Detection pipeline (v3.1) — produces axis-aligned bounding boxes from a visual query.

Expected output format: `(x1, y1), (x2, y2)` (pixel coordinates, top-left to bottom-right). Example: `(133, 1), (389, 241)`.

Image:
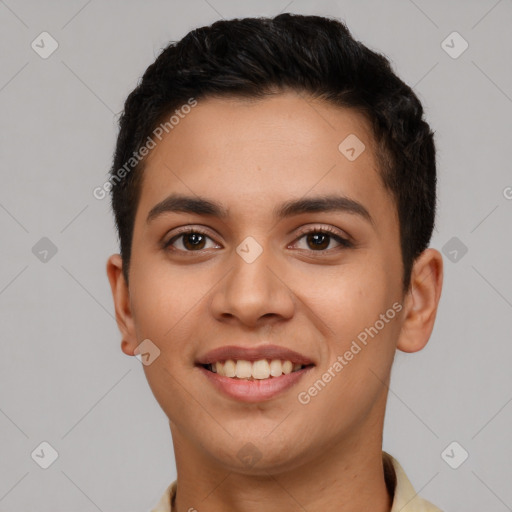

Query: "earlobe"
(106, 254), (138, 356)
(396, 248), (444, 353)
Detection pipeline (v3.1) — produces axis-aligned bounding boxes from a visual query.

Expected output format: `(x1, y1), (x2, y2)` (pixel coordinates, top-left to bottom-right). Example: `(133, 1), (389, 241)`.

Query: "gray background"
(1, 0), (511, 511)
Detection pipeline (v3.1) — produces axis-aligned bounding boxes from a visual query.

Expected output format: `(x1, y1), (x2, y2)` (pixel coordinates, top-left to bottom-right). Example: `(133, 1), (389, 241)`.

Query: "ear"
(106, 254), (138, 356)
(396, 248), (444, 353)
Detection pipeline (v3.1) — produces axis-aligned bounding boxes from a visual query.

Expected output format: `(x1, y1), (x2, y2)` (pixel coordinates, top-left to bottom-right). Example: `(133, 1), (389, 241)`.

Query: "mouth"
(199, 359), (315, 380)
(195, 345), (315, 402)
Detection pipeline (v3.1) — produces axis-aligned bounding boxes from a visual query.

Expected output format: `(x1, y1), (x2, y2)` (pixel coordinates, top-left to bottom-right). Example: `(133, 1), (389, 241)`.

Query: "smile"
(203, 359), (310, 380)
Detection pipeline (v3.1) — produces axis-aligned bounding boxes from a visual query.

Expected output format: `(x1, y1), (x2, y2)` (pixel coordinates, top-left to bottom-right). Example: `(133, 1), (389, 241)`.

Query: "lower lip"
(198, 365), (314, 403)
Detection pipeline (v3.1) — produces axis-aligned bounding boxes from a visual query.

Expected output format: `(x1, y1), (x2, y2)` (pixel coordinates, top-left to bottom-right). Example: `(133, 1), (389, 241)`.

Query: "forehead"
(136, 91), (396, 228)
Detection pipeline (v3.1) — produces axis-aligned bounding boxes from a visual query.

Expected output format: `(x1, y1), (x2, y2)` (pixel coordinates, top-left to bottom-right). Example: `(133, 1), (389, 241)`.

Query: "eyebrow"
(146, 193), (373, 225)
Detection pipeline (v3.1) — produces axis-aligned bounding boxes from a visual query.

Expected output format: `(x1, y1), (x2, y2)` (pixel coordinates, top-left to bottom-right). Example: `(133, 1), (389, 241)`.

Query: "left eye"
(293, 229), (351, 251)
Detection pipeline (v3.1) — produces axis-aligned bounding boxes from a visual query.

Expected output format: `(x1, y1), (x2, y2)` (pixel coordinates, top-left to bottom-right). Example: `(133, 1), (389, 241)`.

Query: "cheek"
(129, 267), (203, 417)
(310, 258), (392, 339)
(305, 255), (400, 394)
(296, 280), (400, 437)
(129, 262), (196, 346)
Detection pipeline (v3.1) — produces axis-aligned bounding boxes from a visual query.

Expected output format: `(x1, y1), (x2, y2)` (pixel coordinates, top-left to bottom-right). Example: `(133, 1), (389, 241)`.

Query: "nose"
(209, 242), (295, 328)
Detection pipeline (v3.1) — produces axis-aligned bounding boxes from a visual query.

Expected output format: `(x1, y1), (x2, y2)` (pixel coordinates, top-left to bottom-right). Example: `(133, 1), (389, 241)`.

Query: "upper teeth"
(210, 359), (303, 379)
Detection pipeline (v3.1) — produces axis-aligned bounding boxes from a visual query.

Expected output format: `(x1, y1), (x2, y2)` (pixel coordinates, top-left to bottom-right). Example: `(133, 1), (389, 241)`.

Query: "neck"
(169, 413), (392, 512)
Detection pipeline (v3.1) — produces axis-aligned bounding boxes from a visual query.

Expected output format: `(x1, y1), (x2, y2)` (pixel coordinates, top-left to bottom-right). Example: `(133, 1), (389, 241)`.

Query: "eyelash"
(163, 225), (353, 254)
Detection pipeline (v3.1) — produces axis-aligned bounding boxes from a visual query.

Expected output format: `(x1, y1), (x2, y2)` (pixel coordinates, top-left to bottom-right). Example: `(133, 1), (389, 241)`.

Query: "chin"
(203, 435), (314, 476)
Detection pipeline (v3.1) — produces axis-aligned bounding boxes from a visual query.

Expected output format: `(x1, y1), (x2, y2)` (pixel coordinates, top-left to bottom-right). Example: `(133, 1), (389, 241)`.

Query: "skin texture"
(107, 91), (443, 512)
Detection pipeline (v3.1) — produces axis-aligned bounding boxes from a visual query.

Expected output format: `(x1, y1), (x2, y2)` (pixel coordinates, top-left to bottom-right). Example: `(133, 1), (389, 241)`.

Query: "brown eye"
(182, 232), (206, 250)
(306, 232), (330, 250)
(164, 230), (219, 252)
(293, 227), (352, 252)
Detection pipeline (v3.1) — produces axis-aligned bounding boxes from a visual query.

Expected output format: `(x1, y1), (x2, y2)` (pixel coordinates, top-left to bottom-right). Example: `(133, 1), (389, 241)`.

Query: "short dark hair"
(109, 13), (436, 292)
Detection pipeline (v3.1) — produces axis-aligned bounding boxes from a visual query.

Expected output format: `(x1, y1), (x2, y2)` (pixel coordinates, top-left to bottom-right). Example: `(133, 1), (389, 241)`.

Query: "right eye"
(163, 229), (221, 252)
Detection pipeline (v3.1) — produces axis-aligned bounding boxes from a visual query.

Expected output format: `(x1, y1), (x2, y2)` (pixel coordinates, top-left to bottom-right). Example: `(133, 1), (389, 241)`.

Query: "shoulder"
(149, 481), (177, 512)
(384, 452), (444, 512)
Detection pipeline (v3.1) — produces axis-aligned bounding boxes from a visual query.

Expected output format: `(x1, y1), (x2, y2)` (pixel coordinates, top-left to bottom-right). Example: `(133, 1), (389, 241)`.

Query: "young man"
(106, 13), (444, 512)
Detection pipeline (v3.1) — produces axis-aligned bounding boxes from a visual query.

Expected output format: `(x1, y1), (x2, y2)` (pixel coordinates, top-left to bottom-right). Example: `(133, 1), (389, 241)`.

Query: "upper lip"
(196, 344), (315, 366)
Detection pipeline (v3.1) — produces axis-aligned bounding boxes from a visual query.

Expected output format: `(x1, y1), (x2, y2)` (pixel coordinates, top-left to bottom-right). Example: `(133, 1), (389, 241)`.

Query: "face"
(110, 91), (422, 474)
